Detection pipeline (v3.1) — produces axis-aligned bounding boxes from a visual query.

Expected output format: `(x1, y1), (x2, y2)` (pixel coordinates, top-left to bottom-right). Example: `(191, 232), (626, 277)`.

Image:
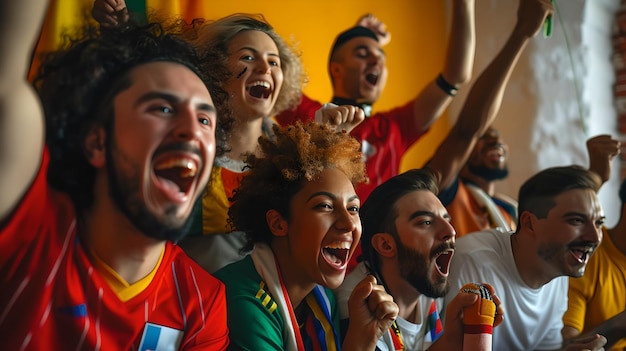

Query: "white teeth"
(155, 158), (197, 178)
(249, 81), (270, 88)
(324, 241), (350, 250)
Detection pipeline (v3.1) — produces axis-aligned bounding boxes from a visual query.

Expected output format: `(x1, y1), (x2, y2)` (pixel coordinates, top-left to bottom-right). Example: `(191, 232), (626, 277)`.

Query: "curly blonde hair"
(188, 13), (305, 116)
(230, 121), (367, 251)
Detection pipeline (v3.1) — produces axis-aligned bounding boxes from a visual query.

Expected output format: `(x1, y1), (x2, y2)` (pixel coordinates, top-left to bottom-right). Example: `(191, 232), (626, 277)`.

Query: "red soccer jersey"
(0, 149), (229, 350)
(276, 96), (425, 201)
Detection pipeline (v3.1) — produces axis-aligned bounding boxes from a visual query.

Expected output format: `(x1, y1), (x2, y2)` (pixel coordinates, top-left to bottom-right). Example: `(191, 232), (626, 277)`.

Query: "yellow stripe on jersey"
(89, 245), (165, 302)
(256, 281), (278, 314)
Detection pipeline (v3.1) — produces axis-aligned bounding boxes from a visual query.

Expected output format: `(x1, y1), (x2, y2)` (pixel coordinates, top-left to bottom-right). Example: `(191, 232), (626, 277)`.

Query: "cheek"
(274, 70), (284, 90)
(354, 222), (362, 242)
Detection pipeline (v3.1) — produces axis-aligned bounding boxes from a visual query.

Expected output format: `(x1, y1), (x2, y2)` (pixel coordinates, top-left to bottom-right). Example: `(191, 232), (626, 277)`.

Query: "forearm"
(442, 0), (476, 86)
(0, 0), (47, 221)
(586, 311), (626, 349)
(0, 0), (48, 82)
(455, 25), (531, 137)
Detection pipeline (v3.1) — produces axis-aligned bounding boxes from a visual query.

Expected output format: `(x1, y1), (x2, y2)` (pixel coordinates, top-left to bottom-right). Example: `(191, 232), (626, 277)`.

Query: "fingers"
(564, 333), (607, 351)
(587, 134), (621, 159)
(349, 275), (398, 322)
(92, 0), (129, 28)
(322, 105), (366, 132)
(587, 135), (621, 183)
(517, 0), (555, 38)
(355, 13), (391, 46)
(367, 283), (398, 322)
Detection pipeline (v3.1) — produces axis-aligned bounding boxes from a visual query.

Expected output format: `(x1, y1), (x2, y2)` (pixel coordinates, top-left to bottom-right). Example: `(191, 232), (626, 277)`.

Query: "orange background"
(34, 0), (451, 171)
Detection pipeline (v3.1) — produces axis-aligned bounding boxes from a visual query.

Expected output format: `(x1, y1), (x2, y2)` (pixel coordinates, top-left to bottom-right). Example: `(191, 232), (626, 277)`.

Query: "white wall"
(449, 0), (621, 226)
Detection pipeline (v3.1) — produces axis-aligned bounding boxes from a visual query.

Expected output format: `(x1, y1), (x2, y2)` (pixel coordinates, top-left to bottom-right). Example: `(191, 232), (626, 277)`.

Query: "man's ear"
(329, 62), (343, 81)
(519, 211), (536, 234)
(266, 209), (288, 237)
(371, 233), (396, 258)
(84, 127), (106, 168)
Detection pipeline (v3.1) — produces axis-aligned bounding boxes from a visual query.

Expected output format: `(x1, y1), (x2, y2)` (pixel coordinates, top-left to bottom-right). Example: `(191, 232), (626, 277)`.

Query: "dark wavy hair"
(33, 20), (233, 210)
(360, 168), (441, 273)
(229, 121), (367, 252)
(517, 165), (601, 227)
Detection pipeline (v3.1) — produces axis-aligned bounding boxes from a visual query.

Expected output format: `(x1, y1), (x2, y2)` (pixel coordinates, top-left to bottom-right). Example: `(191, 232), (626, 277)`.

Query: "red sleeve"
(0, 148), (49, 249)
(190, 280), (229, 350)
(274, 94), (322, 126)
(174, 247), (229, 350)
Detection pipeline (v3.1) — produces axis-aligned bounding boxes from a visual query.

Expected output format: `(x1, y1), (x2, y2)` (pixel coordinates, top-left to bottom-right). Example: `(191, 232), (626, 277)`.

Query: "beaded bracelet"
(436, 73), (458, 96)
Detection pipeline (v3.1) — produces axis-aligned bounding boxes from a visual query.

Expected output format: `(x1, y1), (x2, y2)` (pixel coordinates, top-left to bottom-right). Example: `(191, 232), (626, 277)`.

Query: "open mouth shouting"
(321, 240), (352, 271)
(568, 245), (595, 265)
(247, 80), (273, 99)
(434, 249), (455, 277)
(153, 155), (200, 204)
(365, 71), (379, 86)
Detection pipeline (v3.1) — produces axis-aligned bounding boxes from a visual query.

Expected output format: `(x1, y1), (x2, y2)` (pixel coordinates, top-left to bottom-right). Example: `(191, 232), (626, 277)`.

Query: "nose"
(367, 53), (381, 66)
(438, 218), (456, 242)
(255, 59), (271, 74)
(335, 208), (358, 233)
(173, 106), (203, 141)
(584, 223), (603, 245)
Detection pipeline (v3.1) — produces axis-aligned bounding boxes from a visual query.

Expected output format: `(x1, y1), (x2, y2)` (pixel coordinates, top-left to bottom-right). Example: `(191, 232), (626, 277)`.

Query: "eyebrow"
(563, 212), (606, 221)
(353, 44), (386, 57)
(307, 191), (360, 203)
(238, 46), (280, 59)
(408, 210), (451, 221)
(136, 92), (216, 113)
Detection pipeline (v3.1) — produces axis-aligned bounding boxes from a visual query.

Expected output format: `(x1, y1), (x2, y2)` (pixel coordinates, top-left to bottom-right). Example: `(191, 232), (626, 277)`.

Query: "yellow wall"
(34, 0), (451, 171)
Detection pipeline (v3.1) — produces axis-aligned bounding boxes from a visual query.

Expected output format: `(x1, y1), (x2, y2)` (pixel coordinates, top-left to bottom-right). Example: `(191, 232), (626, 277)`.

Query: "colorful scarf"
(388, 300), (443, 350)
(251, 244), (340, 351)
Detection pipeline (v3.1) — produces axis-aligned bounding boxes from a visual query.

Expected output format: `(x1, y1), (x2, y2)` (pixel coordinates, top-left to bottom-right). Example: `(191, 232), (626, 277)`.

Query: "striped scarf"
(252, 244), (340, 351)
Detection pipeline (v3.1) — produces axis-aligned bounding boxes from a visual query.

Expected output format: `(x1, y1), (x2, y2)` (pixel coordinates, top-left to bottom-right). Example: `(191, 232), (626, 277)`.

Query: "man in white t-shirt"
(446, 165), (607, 351)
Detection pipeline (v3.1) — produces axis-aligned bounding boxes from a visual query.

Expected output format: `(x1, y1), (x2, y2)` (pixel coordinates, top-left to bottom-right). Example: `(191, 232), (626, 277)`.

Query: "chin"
(322, 274), (346, 290)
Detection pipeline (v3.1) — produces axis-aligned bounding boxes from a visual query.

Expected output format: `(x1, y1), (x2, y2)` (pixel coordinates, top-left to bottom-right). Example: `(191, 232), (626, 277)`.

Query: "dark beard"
(468, 164), (509, 182)
(397, 243), (450, 298)
(106, 139), (195, 242)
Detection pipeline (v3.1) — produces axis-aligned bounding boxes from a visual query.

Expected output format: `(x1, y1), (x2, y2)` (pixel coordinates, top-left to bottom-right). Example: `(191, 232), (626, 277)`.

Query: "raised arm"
(428, 0), (554, 190)
(412, 0), (476, 133)
(586, 134), (621, 185)
(0, 0), (48, 221)
(92, 0), (129, 28)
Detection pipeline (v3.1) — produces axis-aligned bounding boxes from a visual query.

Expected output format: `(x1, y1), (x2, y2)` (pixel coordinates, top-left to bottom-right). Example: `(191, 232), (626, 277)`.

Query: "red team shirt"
(276, 95), (425, 201)
(0, 149), (229, 350)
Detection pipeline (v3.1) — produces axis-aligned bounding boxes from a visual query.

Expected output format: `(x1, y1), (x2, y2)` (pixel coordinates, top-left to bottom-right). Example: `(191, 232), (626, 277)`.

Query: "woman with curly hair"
(92, 2), (366, 272)
(179, 13), (309, 272)
(213, 121), (398, 350)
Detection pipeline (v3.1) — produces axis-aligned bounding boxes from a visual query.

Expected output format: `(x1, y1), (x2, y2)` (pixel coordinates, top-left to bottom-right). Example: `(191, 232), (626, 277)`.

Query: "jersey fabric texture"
(0, 148), (229, 350)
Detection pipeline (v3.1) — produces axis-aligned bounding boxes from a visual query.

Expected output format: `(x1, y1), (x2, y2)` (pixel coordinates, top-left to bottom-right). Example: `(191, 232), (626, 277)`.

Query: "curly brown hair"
(34, 20), (233, 209)
(229, 121), (367, 251)
(187, 13), (306, 116)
